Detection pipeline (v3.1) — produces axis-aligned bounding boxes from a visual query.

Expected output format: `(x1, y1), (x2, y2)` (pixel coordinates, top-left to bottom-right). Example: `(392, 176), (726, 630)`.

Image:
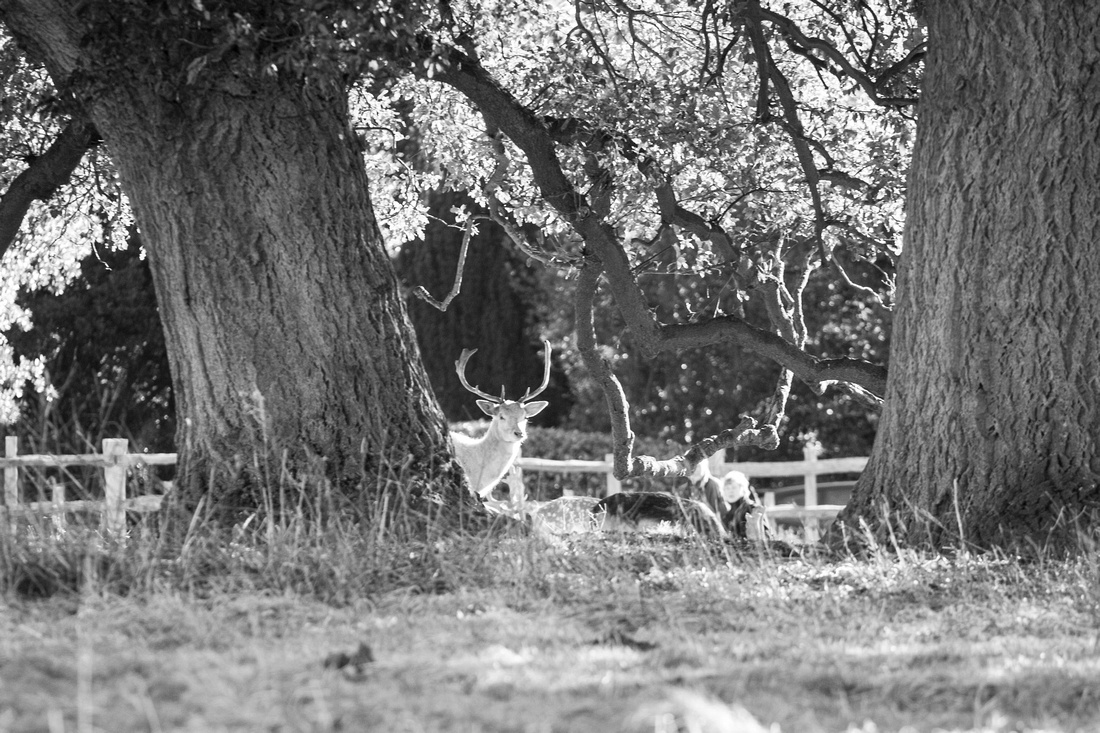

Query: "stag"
(451, 339), (551, 497)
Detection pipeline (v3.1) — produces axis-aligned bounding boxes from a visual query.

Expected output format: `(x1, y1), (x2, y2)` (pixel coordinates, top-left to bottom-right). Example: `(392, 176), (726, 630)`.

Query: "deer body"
(452, 399), (547, 497)
(451, 341), (551, 498)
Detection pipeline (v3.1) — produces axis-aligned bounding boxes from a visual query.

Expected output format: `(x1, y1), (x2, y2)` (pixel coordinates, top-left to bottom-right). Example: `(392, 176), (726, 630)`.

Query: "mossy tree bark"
(838, 0), (1100, 551)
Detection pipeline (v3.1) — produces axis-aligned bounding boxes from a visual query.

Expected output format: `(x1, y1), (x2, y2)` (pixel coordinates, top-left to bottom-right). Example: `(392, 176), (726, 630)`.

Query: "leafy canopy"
(0, 1), (920, 467)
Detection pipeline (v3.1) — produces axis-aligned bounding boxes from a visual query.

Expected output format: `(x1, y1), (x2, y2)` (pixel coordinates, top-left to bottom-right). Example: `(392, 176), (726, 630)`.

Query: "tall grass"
(0, 436), (801, 608)
(4, 439), (1100, 617)
(5, 454), (1100, 732)
(0, 452), (529, 602)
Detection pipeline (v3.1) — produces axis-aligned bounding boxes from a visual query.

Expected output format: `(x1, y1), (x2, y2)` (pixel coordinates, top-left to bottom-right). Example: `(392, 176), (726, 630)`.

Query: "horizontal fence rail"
(514, 444), (866, 539)
(3, 436), (864, 537)
(1, 437), (175, 533)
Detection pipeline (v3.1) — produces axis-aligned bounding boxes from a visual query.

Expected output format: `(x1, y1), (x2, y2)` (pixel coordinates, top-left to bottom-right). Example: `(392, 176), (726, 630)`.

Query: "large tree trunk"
(1, 4), (470, 515)
(838, 0), (1100, 551)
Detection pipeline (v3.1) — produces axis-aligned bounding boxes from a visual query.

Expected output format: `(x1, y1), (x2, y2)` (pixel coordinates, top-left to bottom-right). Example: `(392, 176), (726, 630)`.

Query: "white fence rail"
(2, 436), (865, 536)
(1, 437), (175, 533)
(514, 443), (867, 535)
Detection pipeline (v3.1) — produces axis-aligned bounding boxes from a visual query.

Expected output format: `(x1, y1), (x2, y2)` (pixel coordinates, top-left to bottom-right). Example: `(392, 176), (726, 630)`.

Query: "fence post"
(505, 465), (526, 507)
(604, 453), (621, 496)
(50, 477), (66, 532)
(802, 443), (819, 508)
(4, 436), (18, 507)
(102, 438), (128, 533)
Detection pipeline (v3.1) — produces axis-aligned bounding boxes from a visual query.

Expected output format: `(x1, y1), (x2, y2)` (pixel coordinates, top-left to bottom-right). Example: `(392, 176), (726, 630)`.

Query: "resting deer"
(451, 339), (551, 498)
(594, 492), (727, 537)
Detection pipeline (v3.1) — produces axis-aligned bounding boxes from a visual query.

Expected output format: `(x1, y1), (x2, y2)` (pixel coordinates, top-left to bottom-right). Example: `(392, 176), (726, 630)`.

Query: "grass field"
(2, 499), (1100, 733)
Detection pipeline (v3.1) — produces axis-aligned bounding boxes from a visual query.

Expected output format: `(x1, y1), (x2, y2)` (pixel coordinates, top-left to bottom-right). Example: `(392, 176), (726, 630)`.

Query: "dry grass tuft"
(3, 471), (1100, 732)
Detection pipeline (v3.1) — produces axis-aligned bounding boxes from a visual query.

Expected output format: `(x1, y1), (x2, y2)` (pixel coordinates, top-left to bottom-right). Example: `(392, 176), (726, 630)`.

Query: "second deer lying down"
(451, 340), (551, 498)
(593, 486), (770, 541)
(594, 492), (727, 536)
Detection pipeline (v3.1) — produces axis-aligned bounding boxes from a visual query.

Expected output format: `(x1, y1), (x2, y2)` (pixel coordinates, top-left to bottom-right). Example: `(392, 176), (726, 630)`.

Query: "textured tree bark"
(838, 0), (1100, 551)
(0, 3), (470, 515)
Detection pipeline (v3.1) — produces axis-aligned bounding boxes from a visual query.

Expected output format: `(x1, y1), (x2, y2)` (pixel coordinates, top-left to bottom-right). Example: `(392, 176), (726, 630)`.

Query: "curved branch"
(0, 114), (98, 258)
(409, 218), (473, 311)
(425, 37), (888, 398)
(744, 5), (827, 254)
(755, 5), (918, 108)
(652, 179), (739, 261)
(428, 42), (661, 345)
(657, 316), (887, 397)
(575, 261), (778, 481)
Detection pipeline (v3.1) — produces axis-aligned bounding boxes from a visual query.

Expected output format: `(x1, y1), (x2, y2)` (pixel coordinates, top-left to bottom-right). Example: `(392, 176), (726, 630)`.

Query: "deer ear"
(475, 399), (499, 416)
(523, 400), (549, 417)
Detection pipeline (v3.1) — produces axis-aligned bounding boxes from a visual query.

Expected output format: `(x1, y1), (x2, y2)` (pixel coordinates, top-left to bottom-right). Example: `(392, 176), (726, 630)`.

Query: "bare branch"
(0, 114), (98, 258)
(657, 315), (888, 397)
(759, 368), (795, 430)
(652, 179), (740, 261)
(743, 5), (827, 257)
(755, 5), (918, 108)
(829, 255), (886, 302)
(410, 218), (474, 312)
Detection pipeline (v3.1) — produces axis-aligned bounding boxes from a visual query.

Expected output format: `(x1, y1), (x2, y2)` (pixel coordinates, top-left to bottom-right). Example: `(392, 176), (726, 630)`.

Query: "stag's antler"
(455, 348), (500, 402)
(521, 339), (552, 401)
(455, 339), (552, 403)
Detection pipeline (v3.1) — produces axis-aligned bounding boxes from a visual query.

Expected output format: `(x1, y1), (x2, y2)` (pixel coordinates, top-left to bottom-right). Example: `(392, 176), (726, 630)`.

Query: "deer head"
(455, 339), (551, 443)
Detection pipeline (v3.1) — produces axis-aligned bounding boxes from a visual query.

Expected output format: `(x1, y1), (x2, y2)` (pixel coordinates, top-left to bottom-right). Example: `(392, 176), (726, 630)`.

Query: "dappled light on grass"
(3, 480), (1100, 732)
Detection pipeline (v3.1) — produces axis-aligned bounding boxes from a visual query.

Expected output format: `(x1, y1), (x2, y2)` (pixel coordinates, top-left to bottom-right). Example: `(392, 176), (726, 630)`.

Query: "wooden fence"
(1, 438), (175, 533)
(1, 437), (865, 536)
(513, 443), (867, 535)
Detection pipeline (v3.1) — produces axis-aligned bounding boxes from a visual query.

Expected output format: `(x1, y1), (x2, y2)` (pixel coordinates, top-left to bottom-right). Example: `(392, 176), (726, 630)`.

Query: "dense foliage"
(351, 0), (919, 472)
(1, 1), (918, 474)
(6, 234), (172, 453)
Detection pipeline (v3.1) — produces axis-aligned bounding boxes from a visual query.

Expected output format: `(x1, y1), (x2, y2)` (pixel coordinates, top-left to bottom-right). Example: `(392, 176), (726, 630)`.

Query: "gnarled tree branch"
(575, 260), (780, 481)
(0, 113), (98, 258)
(423, 36), (888, 400)
(755, 4), (920, 108)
